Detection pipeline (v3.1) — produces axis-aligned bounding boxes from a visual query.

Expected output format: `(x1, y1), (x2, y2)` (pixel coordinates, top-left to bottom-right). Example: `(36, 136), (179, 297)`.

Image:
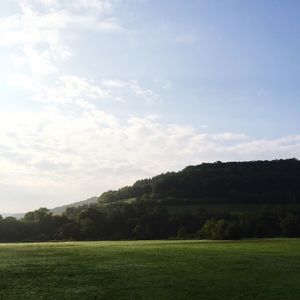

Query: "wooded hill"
(98, 158), (300, 206)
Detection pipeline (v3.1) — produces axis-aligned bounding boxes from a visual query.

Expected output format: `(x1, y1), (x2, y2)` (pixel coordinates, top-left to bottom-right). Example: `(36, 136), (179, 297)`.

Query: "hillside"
(1, 213), (25, 219)
(1, 197), (98, 219)
(50, 197), (98, 215)
(98, 158), (300, 206)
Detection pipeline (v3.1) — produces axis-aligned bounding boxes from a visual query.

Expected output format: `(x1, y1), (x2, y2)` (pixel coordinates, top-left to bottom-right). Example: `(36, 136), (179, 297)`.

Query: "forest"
(0, 159), (300, 242)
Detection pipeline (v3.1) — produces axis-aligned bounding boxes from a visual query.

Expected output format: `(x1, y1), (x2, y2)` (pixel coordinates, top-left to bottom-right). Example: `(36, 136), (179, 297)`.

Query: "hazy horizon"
(0, 0), (299, 213)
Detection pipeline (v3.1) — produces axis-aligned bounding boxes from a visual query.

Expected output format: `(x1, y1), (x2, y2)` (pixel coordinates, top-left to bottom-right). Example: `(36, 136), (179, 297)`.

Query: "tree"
(80, 218), (96, 239)
(200, 219), (241, 240)
(177, 226), (187, 239)
(200, 219), (216, 239)
(280, 214), (300, 237)
(58, 223), (81, 240)
(132, 224), (144, 240)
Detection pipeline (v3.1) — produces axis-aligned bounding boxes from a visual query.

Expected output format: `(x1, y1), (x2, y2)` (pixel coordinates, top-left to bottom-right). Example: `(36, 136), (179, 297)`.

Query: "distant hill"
(1, 196), (98, 219)
(98, 159), (300, 206)
(1, 213), (25, 219)
(2, 159), (300, 220)
(50, 196), (98, 215)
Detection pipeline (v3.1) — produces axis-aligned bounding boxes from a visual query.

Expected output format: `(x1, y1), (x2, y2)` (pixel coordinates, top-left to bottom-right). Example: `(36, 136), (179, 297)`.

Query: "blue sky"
(0, 0), (299, 212)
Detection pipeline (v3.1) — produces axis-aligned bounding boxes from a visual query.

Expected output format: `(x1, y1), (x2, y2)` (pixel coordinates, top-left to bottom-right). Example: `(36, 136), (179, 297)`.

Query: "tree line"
(98, 159), (300, 205)
(1, 158), (300, 242)
(0, 201), (300, 242)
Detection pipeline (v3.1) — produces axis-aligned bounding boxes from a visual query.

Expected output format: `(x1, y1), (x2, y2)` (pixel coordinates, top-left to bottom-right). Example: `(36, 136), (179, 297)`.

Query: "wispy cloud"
(8, 73), (160, 106)
(71, 0), (115, 13)
(0, 97), (299, 210)
(0, 1), (299, 212)
(23, 0), (117, 14)
(0, 1), (122, 77)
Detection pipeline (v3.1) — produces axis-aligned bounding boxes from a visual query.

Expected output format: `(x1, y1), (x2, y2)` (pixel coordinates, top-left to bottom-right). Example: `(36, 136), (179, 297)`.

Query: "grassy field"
(0, 239), (299, 299)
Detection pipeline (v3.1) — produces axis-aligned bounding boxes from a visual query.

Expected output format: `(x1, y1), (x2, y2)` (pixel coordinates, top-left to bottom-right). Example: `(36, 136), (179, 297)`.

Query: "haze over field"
(0, 0), (299, 212)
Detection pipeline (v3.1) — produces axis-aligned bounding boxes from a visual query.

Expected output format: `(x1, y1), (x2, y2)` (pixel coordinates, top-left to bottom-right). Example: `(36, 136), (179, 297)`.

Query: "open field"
(0, 239), (299, 299)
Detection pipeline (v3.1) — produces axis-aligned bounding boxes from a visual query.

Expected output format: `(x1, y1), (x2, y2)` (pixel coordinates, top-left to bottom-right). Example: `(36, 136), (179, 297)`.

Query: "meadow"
(0, 239), (299, 299)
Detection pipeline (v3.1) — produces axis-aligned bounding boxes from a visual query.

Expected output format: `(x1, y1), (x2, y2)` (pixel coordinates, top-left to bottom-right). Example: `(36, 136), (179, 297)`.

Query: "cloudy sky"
(0, 0), (299, 213)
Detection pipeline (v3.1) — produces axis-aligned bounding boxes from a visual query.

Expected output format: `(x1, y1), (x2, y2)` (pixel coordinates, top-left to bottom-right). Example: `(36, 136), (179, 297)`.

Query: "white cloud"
(0, 1), (122, 77)
(227, 136), (300, 159)
(39, 75), (109, 104)
(1, 1), (298, 213)
(102, 80), (126, 88)
(72, 0), (114, 13)
(28, 0), (60, 7)
(8, 73), (160, 106)
(0, 99), (299, 212)
(23, 0), (117, 13)
(128, 80), (160, 103)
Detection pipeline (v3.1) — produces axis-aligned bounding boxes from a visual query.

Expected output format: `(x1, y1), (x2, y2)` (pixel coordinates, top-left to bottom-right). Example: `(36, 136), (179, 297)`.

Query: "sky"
(0, 0), (299, 213)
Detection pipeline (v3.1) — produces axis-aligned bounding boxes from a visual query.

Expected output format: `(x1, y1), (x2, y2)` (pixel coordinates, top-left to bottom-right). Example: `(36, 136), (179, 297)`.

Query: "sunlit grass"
(0, 239), (299, 299)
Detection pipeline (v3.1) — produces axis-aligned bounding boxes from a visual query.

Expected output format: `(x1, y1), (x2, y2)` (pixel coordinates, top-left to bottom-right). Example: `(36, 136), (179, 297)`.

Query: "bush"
(200, 219), (241, 240)
(177, 226), (187, 239)
(280, 214), (300, 237)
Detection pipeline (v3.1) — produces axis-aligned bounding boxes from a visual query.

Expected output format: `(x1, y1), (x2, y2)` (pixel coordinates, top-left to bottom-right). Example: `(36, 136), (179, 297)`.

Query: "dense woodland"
(99, 158), (300, 205)
(1, 159), (300, 242)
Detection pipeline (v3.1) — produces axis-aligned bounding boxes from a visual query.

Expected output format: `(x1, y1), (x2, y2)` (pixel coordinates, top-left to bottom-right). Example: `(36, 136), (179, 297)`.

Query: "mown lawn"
(0, 239), (299, 299)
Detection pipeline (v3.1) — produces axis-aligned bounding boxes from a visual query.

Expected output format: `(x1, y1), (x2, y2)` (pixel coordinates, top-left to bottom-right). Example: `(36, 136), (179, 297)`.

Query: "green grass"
(0, 239), (300, 299)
